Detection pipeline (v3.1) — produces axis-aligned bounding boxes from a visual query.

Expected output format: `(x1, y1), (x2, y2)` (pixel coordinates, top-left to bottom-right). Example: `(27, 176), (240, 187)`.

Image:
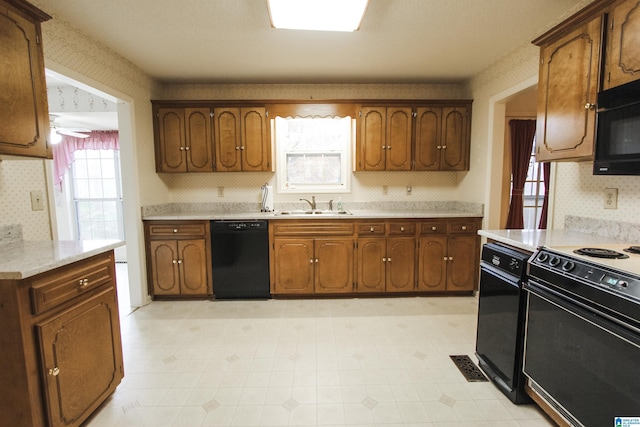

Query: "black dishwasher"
(211, 220), (270, 299)
(475, 242), (532, 404)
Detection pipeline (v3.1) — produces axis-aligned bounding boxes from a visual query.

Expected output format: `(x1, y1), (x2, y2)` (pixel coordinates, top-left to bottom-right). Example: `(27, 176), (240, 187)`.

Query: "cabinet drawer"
(147, 221), (207, 238)
(420, 221), (447, 235)
(448, 220), (478, 234)
(357, 223), (385, 235)
(388, 222), (416, 235)
(273, 222), (354, 236)
(30, 253), (114, 315)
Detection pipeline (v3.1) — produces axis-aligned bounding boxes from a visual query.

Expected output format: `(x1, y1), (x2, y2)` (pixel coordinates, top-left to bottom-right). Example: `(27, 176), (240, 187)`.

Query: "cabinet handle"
(383, 257), (387, 262)
(177, 259), (183, 264)
(461, 225), (467, 230)
(48, 367), (60, 376)
(185, 146), (190, 151)
(387, 257), (392, 262)
(449, 256), (454, 261)
(180, 146), (185, 151)
(173, 228), (179, 233)
(370, 227), (375, 232)
(400, 226), (405, 232)
(442, 145), (447, 149)
(235, 146), (240, 150)
(437, 145), (442, 149)
(315, 258), (319, 263)
(584, 102), (595, 110)
(443, 257), (448, 261)
(78, 278), (89, 287)
(309, 259), (314, 263)
(240, 146), (245, 150)
(173, 259), (178, 264)
(431, 226), (437, 231)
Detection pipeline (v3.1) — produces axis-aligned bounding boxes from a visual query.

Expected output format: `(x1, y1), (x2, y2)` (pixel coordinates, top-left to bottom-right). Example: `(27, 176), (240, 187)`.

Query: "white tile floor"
(88, 270), (554, 427)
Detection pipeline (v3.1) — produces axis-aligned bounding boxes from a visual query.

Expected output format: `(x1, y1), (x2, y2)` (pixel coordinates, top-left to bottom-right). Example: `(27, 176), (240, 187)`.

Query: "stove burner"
(624, 246), (640, 255)
(573, 247), (629, 259)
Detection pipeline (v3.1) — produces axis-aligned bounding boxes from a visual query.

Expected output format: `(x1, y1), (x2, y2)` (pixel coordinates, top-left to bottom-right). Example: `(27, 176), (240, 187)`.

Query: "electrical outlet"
(406, 185), (412, 196)
(30, 190), (44, 211)
(217, 186), (225, 197)
(604, 188), (617, 209)
(382, 185), (388, 195)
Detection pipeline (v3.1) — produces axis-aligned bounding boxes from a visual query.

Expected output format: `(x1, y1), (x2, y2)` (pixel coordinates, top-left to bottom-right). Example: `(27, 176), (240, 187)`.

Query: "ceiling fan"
(49, 114), (91, 138)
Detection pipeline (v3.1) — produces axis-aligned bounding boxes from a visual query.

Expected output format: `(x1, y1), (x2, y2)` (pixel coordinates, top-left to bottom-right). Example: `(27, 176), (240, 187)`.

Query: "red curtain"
(52, 130), (119, 191)
(505, 120), (536, 229)
(538, 161), (551, 229)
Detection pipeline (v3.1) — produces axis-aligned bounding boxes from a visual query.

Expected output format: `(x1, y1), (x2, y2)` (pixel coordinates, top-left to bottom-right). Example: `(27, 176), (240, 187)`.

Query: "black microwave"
(594, 79), (640, 175)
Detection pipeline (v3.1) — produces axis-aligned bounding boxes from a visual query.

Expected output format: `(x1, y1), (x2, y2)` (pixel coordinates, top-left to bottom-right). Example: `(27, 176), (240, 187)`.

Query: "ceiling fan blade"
(56, 129), (90, 138)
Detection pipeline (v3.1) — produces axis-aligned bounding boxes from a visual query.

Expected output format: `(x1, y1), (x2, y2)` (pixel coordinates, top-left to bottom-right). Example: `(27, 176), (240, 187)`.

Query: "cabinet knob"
(180, 146), (185, 151)
(370, 227), (375, 232)
(442, 145), (447, 149)
(48, 367), (60, 376)
(309, 259), (314, 263)
(449, 256), (454, 261)
(177, 259), (183, 264)
(185, 146), (190, 151)
(240, 146), (245, 150)
(443, 257), (448, 261)
(315, 258), (319, 263)
(173, 228), (178, 233)
(461, 225), (467, 230)
(387, 257), (392, 262)
(173, 259), (178, 264)
(400, 226), (405, 232)
(431, 226), (437, 231)
(584, 102), (595, 110)
(437, 145), (442, 149)
(235, 146), (241, 150)
(383, 257), (387, 262)
(78, 278), (89, 287)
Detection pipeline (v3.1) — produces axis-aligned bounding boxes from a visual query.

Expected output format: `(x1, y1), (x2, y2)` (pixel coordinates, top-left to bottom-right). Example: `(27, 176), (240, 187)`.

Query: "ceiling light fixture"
(267, 0), (369, 32)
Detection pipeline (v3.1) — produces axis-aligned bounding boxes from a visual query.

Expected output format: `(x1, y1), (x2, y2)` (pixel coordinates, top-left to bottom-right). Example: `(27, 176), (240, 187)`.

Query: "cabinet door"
(417, 236), (447, 291)
(358, 107), (386, 170)
(0, 3), (50, 158)
(156, 108), (187, 172)
(178, 239), (210, 295)
(315, 238), (353, 293)
(184, 107), (214, 172)
(241, 107), (270, 171)
(386, 237), (415, 292)
(37, 288), (123, 427)
(441, 107), (469, 171)
(149, 240), (181, 295)
(357, 237), (386, 292)
(273, 238), (314, 294)
(446, 236), (478, 291)
(386, 107), (412, 171)
(605, 0), (640, 89)
(214, 107), (242, 171)
(414, 107), (441, 171)
(536, 16), (603, 161)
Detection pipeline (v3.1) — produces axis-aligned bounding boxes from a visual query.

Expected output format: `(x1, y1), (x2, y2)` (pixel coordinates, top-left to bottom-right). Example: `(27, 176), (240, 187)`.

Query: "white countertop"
(142, 209), (483, 221)
(478, 229), (627, 252)
(0, 240), (124, 280)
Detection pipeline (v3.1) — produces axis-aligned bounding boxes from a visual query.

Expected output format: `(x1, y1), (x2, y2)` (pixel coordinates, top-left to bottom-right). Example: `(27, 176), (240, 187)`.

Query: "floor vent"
(449, 355), (488, 382)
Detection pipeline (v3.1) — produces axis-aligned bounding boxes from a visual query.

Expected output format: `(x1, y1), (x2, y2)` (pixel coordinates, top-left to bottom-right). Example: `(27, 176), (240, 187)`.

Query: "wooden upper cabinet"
(415, 106), (470, 171)
(0, 0), (51, 158)
(358, 106), (412, 171)
(214, 106), (270, 172)
(155, 107), (214, 172)
(604, 0), (640, 89)
(535, 15), (604, 161)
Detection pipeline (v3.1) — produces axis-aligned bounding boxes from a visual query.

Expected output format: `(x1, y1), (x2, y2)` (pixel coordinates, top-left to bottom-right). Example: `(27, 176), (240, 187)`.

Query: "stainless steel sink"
(276, 210), (352, 216)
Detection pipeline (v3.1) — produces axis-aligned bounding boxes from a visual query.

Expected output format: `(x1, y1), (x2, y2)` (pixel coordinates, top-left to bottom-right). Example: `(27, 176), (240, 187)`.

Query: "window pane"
(286, 154), (341, 185)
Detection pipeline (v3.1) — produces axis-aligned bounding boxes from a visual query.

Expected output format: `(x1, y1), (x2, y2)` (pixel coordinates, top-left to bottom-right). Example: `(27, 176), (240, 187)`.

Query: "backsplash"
(0, 224), (23, 244)
(565, 215), (640, 243)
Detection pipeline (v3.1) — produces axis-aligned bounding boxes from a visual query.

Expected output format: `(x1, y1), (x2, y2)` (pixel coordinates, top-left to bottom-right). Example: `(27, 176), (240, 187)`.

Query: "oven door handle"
(525, 279), (640, 344)
(480, 262), (523, 288)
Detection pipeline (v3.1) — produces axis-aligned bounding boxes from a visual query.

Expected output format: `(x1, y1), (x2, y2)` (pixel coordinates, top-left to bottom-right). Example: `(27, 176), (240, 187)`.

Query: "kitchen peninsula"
(0, 238), (124, 427)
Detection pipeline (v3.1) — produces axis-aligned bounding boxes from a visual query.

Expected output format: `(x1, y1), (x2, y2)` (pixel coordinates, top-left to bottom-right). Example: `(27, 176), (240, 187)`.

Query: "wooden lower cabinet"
(0, 251), (123, 427)
(357, 236), (415, 292)
(271, 217), (479, 296)
(272, 236), (354, 294)
(144, 220), (212, 298)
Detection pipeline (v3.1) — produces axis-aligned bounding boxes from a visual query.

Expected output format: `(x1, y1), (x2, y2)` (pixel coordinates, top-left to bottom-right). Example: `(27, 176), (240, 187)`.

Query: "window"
(516, 140), (546, 229)
(274, 116), (352, 193)
(71, 149), (124, 240)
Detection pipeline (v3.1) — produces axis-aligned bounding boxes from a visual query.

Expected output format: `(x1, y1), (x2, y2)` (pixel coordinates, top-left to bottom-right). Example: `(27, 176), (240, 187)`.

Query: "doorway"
(45, 70), (131, 314)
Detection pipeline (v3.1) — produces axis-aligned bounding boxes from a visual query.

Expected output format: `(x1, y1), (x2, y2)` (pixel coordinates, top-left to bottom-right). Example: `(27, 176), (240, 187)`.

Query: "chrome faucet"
(300, 195), (316, 210)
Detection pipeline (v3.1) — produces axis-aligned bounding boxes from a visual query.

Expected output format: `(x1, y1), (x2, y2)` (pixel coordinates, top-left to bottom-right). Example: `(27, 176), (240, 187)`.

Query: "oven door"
(523, 280), (640, 427)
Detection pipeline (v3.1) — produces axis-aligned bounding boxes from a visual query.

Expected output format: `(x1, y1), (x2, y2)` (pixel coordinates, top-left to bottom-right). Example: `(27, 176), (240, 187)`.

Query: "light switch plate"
(30, 190), (44, 211)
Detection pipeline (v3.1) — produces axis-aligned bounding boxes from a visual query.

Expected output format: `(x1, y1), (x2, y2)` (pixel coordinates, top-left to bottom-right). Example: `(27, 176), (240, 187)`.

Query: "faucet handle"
(328, 199), (334, 211)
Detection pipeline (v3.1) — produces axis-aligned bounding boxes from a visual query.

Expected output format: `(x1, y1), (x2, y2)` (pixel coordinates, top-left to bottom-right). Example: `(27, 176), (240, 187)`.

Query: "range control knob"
(561, 260), (575, 272)
(549, 256), (561, 267)
(619, 280), (629, 288)
(536, 253), (549, 263)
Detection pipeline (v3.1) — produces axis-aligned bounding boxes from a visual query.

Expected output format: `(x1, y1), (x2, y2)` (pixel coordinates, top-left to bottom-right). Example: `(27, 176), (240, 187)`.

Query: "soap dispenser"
(337, 197), (344, 212)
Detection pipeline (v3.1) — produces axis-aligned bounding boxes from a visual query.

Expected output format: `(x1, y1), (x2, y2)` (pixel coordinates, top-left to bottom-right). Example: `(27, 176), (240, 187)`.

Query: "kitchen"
(2, 0), (640, 425)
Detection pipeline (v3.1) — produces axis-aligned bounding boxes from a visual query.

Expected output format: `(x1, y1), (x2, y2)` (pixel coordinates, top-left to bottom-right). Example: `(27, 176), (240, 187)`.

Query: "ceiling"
(35, 0), (587, 84)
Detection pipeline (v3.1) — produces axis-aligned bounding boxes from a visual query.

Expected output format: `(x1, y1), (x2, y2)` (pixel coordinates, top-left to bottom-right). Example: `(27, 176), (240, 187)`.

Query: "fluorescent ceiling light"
(268, 0), (369, 32)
